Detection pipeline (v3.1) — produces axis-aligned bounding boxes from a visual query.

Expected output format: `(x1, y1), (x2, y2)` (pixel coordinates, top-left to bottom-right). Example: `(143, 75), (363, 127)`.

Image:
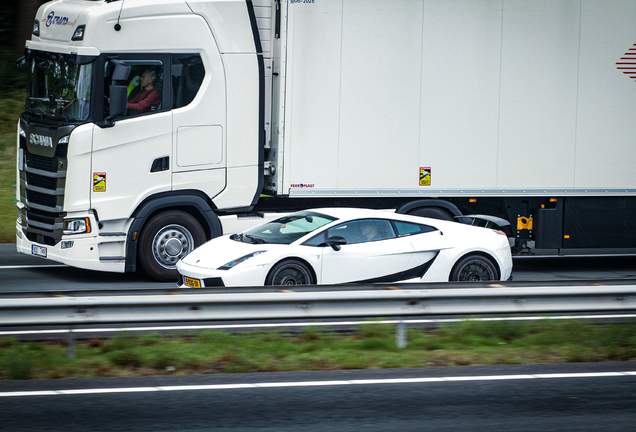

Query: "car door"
(319, 219), (415, 284)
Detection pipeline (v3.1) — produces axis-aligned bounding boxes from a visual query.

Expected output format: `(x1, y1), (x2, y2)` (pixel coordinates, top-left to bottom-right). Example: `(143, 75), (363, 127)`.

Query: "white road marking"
(1, 314), (635, 336)
(1, 371), (634, 398)
(0, 265), (66, 269)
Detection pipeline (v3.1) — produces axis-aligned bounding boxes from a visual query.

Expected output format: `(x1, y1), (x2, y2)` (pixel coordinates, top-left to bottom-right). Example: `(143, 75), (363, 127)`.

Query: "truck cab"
(17, 0), (267, 280)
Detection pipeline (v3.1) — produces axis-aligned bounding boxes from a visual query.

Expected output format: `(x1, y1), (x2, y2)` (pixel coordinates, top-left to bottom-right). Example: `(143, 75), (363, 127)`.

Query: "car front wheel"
(450, 254), (499, 282)
(266, 259), (315, 286)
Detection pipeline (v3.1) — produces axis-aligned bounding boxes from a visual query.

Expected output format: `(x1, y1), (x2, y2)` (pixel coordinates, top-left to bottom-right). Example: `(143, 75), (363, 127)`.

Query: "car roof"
(305, 207), (422, 223)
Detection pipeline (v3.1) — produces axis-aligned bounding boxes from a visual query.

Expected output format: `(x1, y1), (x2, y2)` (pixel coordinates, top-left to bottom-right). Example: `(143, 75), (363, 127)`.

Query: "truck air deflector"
(245, 0), (266, 207)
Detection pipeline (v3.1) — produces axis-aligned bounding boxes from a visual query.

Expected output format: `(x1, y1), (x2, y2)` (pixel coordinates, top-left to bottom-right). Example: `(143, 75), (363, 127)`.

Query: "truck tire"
(138, 210), (206, 282)
(409, 207), (453, 221)
(449, 254), (499, 282)
(265, 259), (315, 286)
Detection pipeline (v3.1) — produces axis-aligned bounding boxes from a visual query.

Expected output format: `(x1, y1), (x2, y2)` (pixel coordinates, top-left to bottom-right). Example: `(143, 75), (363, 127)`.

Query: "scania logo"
(29, 133), (53, 148)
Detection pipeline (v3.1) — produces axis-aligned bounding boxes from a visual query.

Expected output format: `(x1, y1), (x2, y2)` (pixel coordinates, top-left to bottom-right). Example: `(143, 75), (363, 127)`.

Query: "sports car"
(176, 208), (512, 287)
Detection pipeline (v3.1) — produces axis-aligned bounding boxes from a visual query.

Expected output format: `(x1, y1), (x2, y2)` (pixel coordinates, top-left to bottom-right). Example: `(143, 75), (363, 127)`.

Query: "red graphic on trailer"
(616, 44), (636, 81)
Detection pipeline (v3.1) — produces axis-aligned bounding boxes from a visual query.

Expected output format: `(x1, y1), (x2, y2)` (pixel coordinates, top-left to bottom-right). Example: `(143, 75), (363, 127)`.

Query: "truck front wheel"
(138, 210), (206, 281)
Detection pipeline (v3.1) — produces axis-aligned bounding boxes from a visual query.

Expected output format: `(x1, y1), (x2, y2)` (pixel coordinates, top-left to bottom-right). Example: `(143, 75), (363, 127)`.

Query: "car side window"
(302, 232), (326, 247)
(393, 221), (438, 237)
(326, 219), (396, 245)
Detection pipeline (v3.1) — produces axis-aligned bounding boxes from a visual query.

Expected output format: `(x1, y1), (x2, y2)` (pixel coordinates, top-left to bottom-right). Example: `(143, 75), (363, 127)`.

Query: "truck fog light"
(16, 228), (22, 239)
(63, 218), (91, 235)
(61, 241), (74, 249)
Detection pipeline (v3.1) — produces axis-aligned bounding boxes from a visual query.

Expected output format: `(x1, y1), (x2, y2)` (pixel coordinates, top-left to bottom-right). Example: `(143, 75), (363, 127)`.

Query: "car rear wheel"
(450, 254), (498, 282)
(266, 259), (315, 286)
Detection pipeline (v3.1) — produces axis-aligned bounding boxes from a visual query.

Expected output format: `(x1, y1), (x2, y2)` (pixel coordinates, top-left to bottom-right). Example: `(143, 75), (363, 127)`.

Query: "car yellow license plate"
(184, 277), (202, 288)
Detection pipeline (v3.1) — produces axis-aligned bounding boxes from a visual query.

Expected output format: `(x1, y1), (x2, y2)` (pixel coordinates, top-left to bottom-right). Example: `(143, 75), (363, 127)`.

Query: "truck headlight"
(63, 218), (91, 235)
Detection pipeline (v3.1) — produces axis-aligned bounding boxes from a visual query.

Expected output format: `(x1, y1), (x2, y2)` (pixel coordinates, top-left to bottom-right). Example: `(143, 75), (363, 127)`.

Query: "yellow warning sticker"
(419, 167), (431, 186)
(93, 172), (106, 192)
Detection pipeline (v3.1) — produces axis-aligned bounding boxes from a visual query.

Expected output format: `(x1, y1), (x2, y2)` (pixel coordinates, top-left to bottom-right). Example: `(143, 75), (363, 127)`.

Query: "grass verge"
(2, 319), (635, 380)
(0, 88), (24, 243)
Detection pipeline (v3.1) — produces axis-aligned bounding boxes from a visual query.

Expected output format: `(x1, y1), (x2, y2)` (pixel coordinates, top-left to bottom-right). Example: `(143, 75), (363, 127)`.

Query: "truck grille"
(27, 173), (57, 191)
(27, 189), (59, 208)
(26, 153), (56, 172)
(19, 127), (68, 246)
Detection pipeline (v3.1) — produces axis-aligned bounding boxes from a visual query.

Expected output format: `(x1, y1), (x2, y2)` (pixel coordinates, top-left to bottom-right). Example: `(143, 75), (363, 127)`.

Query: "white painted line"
(0, 371), (634, 398)
(445, 375), (535, 381)
(1, 314), (635, 336)
(0, 265), (66, 269)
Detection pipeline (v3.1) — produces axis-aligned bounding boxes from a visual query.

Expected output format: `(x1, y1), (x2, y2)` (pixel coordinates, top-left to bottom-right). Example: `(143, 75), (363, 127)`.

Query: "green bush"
(4, 348), (34, 380)
(107, 349), (142, 368)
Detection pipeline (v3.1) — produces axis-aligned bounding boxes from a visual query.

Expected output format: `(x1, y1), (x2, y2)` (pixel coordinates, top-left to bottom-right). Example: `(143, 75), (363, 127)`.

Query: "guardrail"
(1, 283), (635, 354)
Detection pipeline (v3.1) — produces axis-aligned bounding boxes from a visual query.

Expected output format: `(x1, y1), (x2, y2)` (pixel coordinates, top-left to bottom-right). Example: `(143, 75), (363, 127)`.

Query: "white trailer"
(16, 0), (636, 281)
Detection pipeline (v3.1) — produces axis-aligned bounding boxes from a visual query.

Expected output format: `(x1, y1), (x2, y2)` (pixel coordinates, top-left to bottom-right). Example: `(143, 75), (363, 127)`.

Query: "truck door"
(171, 52), (227, 198)
(91, 56), (172, 222)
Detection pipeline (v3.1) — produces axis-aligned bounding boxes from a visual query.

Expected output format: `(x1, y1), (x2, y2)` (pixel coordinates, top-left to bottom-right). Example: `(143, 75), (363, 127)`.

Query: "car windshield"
(233, 211), (337, 245)
(26, 55), (93, 122)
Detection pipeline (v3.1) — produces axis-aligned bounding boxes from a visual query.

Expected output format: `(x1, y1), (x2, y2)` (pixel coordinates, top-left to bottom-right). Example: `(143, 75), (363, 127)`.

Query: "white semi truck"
(16, 0), (636, 281)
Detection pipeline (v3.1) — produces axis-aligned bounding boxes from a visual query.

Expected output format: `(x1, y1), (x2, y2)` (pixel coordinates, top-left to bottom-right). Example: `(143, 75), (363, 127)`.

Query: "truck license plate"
(184, 277), (202, 288)
(32, 245), (47, 258)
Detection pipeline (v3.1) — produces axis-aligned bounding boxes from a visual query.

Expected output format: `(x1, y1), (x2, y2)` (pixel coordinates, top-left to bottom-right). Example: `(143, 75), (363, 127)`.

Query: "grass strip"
(1, 319), (635, 380)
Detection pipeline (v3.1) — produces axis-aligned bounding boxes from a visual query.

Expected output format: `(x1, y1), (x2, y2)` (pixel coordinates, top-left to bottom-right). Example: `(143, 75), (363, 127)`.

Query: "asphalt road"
(1, 245), (636, 430)
(1, 362), (635, 431)
(1, 243), (635, 293)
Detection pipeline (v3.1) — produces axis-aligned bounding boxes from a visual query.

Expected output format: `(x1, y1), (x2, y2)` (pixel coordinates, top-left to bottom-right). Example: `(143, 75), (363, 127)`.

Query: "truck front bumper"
(16, 222), (126, 273)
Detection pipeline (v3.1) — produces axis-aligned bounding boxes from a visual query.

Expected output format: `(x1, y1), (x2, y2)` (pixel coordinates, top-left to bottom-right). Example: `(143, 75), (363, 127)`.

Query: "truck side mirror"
(111, 60), (131, 82)
(97, 60), (131, 128)
(97, 85), (127, 128)
(325, 236), (347, 251)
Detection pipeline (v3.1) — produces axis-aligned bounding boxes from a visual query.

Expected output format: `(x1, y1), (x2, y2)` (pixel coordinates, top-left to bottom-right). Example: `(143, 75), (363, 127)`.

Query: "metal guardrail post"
(67, 326), (76, 358)
(396, 321), (407, 348)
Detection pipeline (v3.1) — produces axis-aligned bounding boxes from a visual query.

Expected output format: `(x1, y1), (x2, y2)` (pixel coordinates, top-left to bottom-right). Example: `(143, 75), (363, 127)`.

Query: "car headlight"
(218, 251), (266, 270)
(63, 218), (91, 235)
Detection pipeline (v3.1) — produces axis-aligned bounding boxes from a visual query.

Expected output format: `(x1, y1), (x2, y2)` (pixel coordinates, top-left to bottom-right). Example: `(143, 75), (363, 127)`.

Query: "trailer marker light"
(550, 198), (557, 203)
(564, 235), (570, 239)
(469, 199), (477, 203)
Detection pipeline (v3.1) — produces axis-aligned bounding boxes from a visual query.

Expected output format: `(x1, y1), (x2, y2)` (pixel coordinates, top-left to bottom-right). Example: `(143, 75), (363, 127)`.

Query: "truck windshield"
(26, 56), (93, 122)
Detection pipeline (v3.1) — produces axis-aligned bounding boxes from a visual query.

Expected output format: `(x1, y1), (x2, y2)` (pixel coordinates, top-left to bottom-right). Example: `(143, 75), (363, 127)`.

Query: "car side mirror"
(325, 236), (347, 251)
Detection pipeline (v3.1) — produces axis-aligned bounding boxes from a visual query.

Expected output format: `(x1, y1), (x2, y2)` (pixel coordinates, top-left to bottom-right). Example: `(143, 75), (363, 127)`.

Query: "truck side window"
(124, 61), (164, 116)
(172, 54), (205, 109)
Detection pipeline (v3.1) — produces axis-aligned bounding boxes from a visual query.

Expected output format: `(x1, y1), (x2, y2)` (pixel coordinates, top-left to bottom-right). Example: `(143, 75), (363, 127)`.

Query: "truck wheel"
(265, 259), (315, 286)
(409, 207), (453, 221)
(450, 254), (499, 282)
(138, 210), (206, 282)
